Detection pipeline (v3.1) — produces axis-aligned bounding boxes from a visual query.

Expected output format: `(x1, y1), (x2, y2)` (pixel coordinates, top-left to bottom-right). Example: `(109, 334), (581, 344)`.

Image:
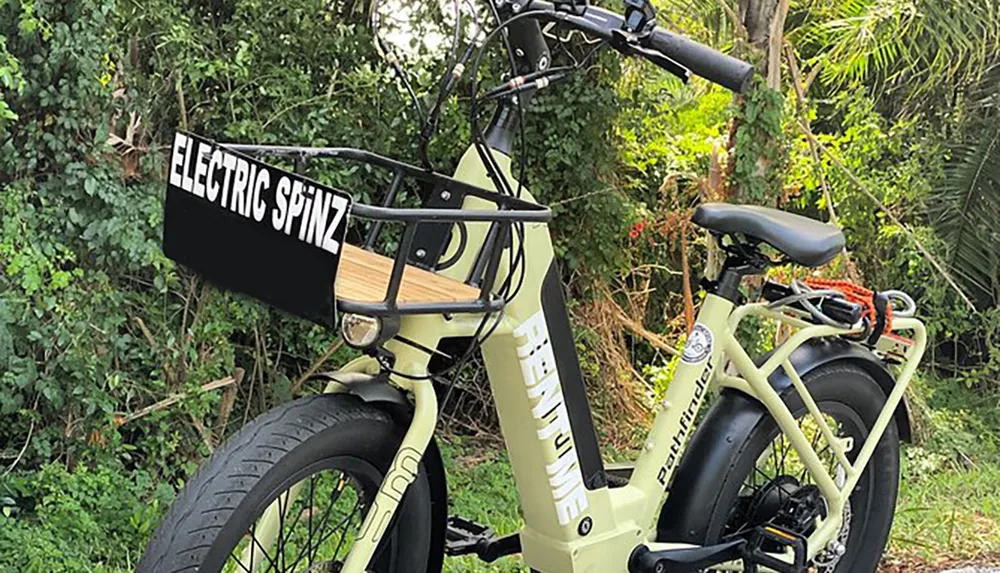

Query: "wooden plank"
(335, 244), (481, 304)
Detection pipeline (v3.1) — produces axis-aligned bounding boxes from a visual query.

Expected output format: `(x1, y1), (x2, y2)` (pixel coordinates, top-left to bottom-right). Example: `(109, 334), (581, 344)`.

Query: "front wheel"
(661, 362), (900, 573)
(137, 394), (435, 573)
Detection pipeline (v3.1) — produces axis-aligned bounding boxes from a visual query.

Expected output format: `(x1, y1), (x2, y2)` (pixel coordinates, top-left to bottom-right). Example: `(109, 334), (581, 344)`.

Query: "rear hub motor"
(740, 475), (850, 572)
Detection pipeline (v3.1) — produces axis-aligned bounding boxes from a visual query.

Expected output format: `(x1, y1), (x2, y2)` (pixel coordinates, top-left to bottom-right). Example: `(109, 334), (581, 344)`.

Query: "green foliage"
(731, 77), (788, 205)
(0, 462), (173, 572)
(929, 64), (1000, 307)
(0, 0), (370, 481)
(525, 58), (630, 276)
(800, 0), (1000, 105)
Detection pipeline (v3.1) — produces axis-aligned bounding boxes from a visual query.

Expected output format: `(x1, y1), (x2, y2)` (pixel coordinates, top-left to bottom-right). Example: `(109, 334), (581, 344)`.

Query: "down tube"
(479, 261), (613, 570)
(630, 293), (733, 524)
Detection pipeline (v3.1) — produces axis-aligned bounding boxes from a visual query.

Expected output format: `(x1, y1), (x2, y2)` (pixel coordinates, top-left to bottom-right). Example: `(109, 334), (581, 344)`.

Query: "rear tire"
(661, 362), (900, 573)
(137, 393), (434, 573)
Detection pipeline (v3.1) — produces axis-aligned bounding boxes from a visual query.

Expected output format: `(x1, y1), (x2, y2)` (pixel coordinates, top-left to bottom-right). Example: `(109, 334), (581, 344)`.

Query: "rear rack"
(223, 144), (551, 320)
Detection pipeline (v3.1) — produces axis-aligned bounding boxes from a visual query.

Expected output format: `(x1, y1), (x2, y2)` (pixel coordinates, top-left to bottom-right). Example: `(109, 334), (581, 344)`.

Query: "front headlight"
(341, 313), (382, 348)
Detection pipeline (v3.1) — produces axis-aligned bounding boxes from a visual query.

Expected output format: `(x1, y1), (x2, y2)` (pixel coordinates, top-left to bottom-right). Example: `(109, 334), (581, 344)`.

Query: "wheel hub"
(742, 474), (853, 572)
(745, 475), (827, 535)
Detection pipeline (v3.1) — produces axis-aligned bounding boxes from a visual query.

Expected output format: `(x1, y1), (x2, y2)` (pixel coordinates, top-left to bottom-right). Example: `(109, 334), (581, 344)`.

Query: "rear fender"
(758, 337), (912, 443)
(312, 370), (448, 573)
(657, 337), (909, 543)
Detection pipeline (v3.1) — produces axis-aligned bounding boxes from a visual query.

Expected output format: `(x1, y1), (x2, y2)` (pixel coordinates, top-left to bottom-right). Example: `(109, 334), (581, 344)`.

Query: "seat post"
(712, 254), (766, 304)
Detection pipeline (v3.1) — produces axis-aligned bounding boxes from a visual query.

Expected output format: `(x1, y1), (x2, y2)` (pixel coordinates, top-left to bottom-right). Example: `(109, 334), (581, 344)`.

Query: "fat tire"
(662, 362), (900, 573)
(137, 393), (433, 573)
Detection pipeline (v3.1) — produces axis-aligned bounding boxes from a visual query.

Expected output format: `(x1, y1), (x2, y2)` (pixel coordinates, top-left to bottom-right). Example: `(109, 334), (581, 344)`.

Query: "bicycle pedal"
(628, 539), (747, 573)
(445, 516), (493, 555)
(739, 525), (808, 573)
(445, 516), (521, 562)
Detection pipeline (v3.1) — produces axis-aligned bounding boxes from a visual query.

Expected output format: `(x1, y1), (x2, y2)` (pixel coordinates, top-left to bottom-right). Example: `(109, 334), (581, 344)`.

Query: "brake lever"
(609, 29), (690, 83)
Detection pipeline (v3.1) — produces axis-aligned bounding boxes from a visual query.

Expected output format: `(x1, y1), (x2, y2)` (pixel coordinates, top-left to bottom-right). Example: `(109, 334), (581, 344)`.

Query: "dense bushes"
(0, 0), (634, 479)
(2, 0), (1000, 569)
(0, 462), (172, 572)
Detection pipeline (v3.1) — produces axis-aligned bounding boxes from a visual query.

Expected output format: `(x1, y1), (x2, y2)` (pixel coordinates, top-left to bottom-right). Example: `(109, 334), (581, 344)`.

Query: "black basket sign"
(162, 132), (352, 327)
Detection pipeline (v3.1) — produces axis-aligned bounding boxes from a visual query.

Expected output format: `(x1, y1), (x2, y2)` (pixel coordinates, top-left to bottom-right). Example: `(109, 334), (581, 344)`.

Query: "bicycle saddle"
(692, 203), (845, 267)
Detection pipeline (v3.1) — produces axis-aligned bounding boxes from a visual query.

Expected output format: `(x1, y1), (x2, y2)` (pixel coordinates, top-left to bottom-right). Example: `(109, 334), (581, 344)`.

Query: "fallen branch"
(117, 374), (240, 426)
(213, 367), (245, 445)
(132, 316), (177, 386)
(189, 414), (214, 452)
(614, 308), (680, 358)
(799, 124), (979, 313)
(2, 418), (34, 478)
(290, 340), (345, 395)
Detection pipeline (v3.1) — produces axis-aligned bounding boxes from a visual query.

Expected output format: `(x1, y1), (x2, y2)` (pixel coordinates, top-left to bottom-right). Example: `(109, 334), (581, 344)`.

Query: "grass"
(440, 438), (525, 573)
(887, 373), (1000, 563)
(3, 373), (1000, 572)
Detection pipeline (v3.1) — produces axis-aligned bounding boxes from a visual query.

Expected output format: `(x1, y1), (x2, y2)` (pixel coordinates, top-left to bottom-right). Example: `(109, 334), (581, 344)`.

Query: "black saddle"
(692, 203), (845, 267)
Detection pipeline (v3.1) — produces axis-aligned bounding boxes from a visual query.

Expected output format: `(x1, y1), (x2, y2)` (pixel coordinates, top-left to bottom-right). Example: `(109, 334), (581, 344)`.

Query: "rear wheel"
(137, 394), (434, 573)
(684, 363), (900, 572)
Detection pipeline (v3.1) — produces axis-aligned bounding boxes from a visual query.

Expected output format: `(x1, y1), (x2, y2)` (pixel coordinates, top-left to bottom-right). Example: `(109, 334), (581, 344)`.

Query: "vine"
(730, 75), (788, 205)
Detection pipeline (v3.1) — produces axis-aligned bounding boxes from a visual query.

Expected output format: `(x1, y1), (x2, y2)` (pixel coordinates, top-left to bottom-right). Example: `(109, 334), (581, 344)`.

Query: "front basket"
(163, 133), (550, 328)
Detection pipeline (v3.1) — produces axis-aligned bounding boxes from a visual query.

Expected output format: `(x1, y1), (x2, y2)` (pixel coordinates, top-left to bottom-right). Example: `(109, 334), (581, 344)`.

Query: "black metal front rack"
(224, 144), (552, 318)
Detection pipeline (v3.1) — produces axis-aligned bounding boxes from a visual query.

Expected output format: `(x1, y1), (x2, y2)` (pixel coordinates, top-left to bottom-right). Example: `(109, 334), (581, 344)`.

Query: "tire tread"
(137, 394), (391, 573)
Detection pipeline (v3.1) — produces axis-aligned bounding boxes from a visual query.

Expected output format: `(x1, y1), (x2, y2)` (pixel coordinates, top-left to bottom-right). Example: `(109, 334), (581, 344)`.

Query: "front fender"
(657, 337), (909, 543)
(313, 369), (448, 573)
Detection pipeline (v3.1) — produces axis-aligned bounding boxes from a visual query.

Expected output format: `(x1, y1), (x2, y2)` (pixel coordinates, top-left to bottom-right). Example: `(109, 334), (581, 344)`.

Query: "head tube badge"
(681, 323), (713, 364)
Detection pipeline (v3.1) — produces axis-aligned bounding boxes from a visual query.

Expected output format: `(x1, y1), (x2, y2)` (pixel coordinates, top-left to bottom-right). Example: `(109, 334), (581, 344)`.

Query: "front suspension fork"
(340, 377), (439, 572)
(239, 355), (438, 573)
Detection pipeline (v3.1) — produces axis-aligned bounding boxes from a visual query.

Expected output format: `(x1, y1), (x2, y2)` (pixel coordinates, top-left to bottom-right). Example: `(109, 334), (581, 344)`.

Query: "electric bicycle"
(138, 1), (925, 571)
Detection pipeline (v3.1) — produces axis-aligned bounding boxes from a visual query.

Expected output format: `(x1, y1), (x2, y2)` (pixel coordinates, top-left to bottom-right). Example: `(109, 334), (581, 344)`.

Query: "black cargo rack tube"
(222, 144), (552, 219)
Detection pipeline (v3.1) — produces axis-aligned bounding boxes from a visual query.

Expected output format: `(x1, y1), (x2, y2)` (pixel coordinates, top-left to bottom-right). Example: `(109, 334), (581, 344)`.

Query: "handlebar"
(513, 1), (755, 93)
(646, 27), (754, 93)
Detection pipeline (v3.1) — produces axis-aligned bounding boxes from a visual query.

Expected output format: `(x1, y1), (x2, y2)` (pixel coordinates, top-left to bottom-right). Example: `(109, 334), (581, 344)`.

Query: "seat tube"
(630, 294), (733, 507)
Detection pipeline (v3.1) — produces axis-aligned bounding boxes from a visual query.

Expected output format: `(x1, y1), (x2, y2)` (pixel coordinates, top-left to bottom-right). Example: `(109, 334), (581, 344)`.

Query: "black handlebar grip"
(647, 29), (755, 93)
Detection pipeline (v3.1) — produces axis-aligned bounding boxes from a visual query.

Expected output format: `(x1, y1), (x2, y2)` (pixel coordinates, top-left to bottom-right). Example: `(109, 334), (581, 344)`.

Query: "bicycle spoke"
(229, 553), (253, 573)
(331, 498), (364, 560)
(282, 473), (354, 572)
(286, 497), (364, 573)
(778, 436), (790, 475)
(799, 423), (824, 482)
(280, 490), (288, 570)
(247, 521), (280, 573)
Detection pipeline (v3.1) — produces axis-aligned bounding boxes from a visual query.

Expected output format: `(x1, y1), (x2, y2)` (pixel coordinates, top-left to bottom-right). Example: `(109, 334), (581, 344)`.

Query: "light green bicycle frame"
(246, 144), (926, 573)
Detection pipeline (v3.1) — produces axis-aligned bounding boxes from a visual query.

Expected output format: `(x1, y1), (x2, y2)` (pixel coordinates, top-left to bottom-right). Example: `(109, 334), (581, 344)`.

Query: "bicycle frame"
(243, 143), (925, 573)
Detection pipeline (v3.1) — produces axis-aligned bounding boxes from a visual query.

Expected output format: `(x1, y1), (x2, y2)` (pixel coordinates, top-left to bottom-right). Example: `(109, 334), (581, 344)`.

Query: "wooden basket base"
(335, 245), (481, 305)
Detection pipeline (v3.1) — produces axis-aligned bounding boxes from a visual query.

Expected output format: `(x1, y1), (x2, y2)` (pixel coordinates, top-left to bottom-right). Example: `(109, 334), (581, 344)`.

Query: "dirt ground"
(880, 554), (1000, 572)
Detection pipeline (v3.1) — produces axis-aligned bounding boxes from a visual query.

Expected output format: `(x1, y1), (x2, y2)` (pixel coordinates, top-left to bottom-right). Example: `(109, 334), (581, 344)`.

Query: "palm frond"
(802, 0), (1000, 103)
(932, 119), (1000, 304)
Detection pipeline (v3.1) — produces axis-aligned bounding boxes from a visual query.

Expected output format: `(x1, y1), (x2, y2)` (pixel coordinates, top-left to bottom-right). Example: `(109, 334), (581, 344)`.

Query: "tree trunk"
(739, 0), (780, 47)
(726, 0), (790, 206)
(738, 0), (790, 88)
